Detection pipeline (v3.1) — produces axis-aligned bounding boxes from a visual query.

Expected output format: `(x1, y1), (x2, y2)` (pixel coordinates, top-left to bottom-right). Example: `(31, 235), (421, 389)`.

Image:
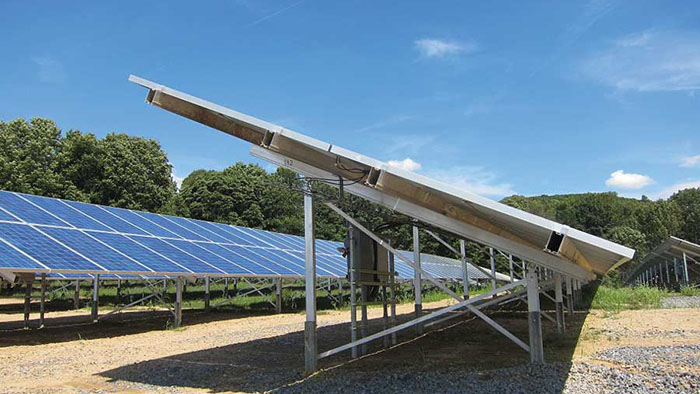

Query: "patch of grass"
(591, 285), (668, 313)
(679, 286), (700, 297)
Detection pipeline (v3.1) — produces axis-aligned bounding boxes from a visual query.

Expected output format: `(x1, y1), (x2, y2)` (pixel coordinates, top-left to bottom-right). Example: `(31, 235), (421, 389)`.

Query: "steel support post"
(91, 275), (99, 322)
(303, 187), (318, 375)
(412, 225), (422, 334)
(666, 261), (671, 285)
(460, 240), (470, 298)
(349, 225), (358, 358)
(509, 254), (515, 283)
(275, 278), (282, 314)
(39, 273), (47, 328)
(566, 277), (574, 318)
(204, 277), (211, 312)
(554, 273), (564, 333)
(389, 249), (397, 345)
(527, 265), (544, 364)
(174, 277), (183, 328)
(73, 280), (80, 309)
(683, 252), (690, 285)
(489, 247), (497, 295)
(23, 280), (33, 329)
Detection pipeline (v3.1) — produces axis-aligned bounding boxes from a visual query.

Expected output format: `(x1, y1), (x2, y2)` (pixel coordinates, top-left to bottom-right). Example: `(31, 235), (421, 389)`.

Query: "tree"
(94, 133), (175, 211)
(669, 188), (700, 244)
(0, 118), (81, 199)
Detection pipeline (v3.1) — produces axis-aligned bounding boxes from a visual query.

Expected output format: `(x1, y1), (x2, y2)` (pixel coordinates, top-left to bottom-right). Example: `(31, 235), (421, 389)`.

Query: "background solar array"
(0, 190), (498, 281)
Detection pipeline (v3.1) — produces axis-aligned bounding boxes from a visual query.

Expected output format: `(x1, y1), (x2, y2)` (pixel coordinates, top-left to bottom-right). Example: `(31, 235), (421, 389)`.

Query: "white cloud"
(171, 169), (185, 190)
(652, 179), (700, 199)
(32, 55), (65, 83)
(605, 170), (654, 189)
(680, 155), (700, 168)
(581, 30), (700, 92)
(387, 158), (422, 172)
(427, 166), (516, 197)
(414, 38), (476, 58)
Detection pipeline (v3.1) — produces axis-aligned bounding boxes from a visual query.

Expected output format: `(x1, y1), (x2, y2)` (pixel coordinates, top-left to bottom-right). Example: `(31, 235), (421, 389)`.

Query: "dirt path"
(1, 297), (698, 393)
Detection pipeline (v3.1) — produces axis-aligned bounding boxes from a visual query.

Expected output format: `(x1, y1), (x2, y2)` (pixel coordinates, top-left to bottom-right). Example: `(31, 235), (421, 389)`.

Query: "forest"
(2, 117), (698, 273)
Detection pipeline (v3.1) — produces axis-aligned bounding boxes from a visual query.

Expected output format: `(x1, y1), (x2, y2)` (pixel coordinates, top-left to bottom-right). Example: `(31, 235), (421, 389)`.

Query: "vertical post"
(116, 279), (121, 300)
(673, 258), (679, 284)
(174, 277), (183, 328)
(666, 261), (671, 285)
(91, 275), (99, 322)
(566, 276), (574, 318)
(73, 280), (80, 309)
(412, 225), (422, 334)
(554, 273), (564, 333)
(204, 277), (211, 312)
(683, 252), (690, 285)
(39, 273), (47, 328)
(23, 279), (33, 330)
(303, 185), (317, 375)
(224, 278), (229, 298)
(337, 278), (344, 307)
(389, 249), (397, 346)
(527, 265), (544, 363)
(382, 285), (389, 349)
(508, 254), (515, 283)
(275, 277), (282, 314)
(460, 240), (470, 299)
(349, 225), (358, 358)
(489, 248), (497, 294)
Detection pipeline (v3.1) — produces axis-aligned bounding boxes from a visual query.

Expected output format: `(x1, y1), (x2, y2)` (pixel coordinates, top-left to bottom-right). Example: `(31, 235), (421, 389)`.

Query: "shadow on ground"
(0, 308), (276, 348)
(98, 284), (598, 393)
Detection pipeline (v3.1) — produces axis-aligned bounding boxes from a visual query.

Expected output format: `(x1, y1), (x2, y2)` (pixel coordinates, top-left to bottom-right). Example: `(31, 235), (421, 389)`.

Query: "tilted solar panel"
(0, 190), (496, 281)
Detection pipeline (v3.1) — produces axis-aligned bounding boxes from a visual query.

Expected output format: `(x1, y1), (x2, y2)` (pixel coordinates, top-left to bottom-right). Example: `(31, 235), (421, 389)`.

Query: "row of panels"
(0, 191), (480, 280)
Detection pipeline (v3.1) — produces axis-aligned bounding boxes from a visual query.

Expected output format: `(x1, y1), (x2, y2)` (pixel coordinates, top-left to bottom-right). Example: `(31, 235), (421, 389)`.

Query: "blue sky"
(1, 1), (700, 200)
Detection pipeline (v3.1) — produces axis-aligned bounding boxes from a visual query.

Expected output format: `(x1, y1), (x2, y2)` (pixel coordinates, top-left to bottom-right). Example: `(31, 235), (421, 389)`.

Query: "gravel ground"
(274, 345), (700, 394)
(1, 300), (699, 393)
(663, 295), (700, 309)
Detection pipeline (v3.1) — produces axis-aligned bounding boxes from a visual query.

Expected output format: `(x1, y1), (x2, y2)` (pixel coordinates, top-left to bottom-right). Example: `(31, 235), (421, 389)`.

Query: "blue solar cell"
(98, 206), (181, 238)
(88, 232), (190, 274)
(0, 238), (45, 269)
(21, 194), (112, 231)
(266, 249), (335, 276)
(227, 245), (301, 275)
(242, 228), (294, 250)
(130, 236), (224, 275)
(0, 208), (20, 222)
(166, 216), (231, 243)
(195, 242), (277, 275)
(135, 211), (207, 241)
(224, 226), (268, 246)
(64, 201), (147, 235)
(166, 239), (253, 275)
(199, 222), (255, 245)
(314, 253), (347, 274)
(41, 227), (151, 273)
(316, 239), (343, 255)
(0, 222), (103, 271)
(271, 232), (305, 250)
(0, 192), (68, 226)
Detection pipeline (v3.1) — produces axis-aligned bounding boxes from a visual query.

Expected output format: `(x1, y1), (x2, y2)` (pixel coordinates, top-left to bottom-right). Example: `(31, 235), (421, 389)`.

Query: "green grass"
(591, 285), (668, 312)
(679, 286), (700, 297)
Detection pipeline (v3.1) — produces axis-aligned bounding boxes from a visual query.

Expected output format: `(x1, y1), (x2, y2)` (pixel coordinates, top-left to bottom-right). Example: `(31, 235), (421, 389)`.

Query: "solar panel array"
(0, 190), (497, 281)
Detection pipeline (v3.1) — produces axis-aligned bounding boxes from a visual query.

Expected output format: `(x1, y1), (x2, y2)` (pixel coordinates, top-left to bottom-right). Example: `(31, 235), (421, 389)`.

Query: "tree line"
(2, 117), (699, 273)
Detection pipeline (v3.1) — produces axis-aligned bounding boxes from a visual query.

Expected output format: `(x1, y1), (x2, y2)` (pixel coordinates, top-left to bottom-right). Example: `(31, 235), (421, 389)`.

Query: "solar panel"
(64, 200), (148, 235)
(0, 192), (68, 226)
(102, 206), (182, 238)
(0, 222), (103, 271)
(20, 194), (111, 231)
(0, 190), (493, 281)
